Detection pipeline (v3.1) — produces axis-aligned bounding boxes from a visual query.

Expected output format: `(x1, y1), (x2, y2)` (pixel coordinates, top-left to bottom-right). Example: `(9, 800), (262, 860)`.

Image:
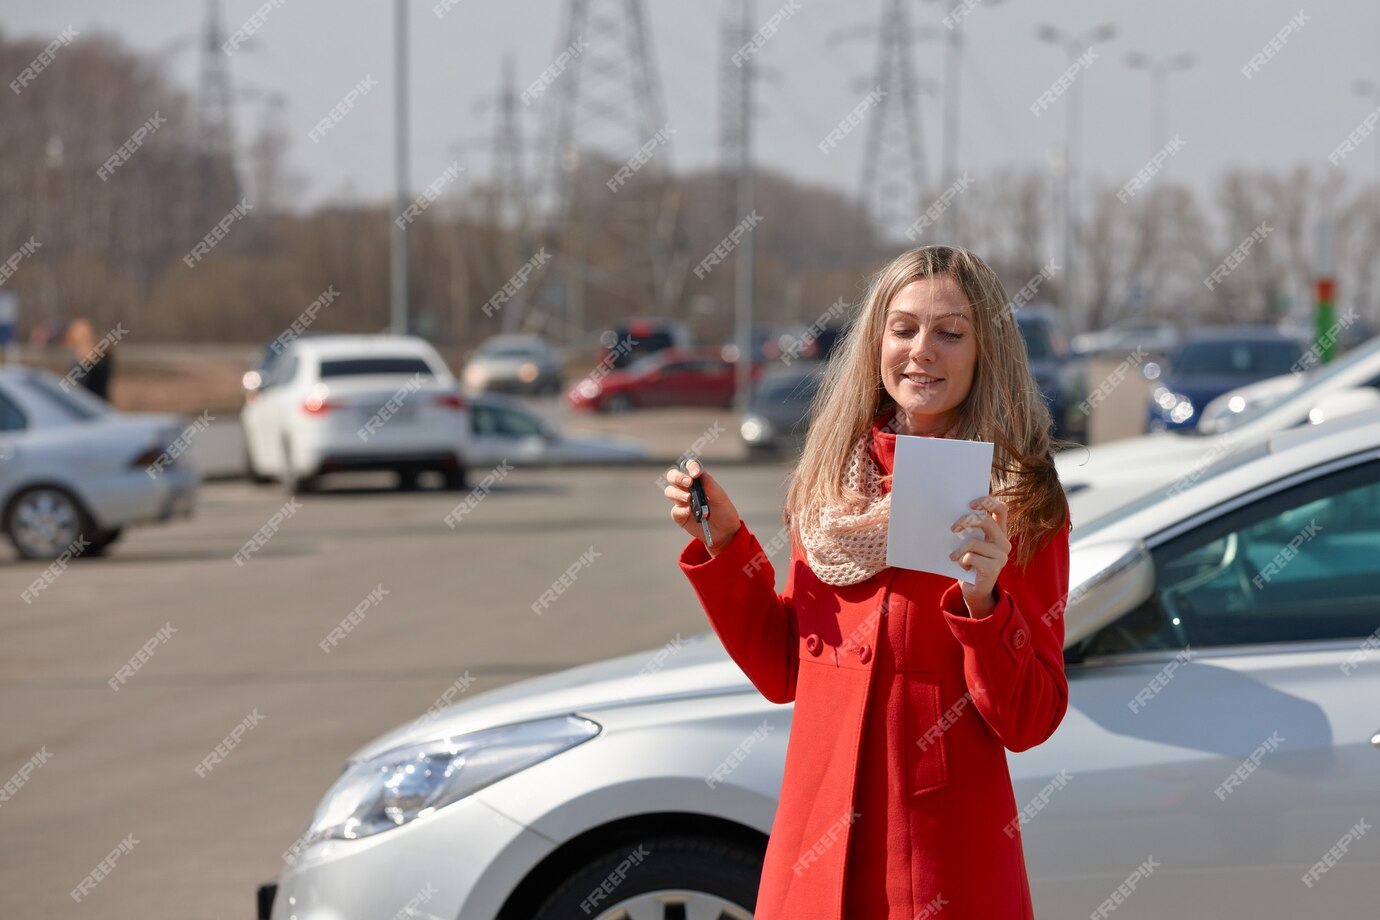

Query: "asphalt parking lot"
(0, 459), (795, 919)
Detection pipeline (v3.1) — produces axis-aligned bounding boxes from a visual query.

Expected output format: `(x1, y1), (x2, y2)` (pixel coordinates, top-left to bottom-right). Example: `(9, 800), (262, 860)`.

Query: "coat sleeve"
(678, 523), (799, 704)
(938, 508), (1070, 752)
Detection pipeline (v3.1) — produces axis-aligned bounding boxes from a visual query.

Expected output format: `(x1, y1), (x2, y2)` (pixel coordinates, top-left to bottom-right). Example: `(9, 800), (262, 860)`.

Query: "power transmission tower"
(858, 0), (931, 246)
(194, 0), (241, 214)
(537, 0), (679, 344)
(491, 54), (540, 333)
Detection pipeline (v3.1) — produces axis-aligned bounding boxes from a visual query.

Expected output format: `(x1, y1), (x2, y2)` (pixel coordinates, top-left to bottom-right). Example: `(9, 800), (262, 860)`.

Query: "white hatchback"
(241, 335), (471, 491)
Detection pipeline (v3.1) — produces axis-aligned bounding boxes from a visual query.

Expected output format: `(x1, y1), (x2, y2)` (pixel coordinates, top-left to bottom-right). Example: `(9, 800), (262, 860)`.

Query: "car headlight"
(301, 715), (599, 847)
(740, 415), (771, 442)
(464, 365), (487, 387)
(575, 379), (600, 400)
(1151, 387), (1194, 422)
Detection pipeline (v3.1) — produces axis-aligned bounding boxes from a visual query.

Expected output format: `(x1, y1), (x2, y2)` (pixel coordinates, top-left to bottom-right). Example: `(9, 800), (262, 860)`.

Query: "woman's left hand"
(949, 496), (1011, 618)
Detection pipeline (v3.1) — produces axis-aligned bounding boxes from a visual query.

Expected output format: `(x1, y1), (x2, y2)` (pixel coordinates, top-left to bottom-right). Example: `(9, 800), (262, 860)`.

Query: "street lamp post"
(1126, 50), (1194, 319)
(1036, 22), (1115, 326)
(390, 0), (410, 337)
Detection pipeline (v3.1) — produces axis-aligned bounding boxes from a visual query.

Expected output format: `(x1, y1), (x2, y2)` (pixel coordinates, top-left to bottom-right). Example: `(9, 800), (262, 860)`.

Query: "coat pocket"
(903, 672), (949, 797)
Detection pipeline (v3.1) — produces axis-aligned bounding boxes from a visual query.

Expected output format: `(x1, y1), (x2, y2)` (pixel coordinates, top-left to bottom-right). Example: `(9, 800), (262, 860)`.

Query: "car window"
(1018, 319), (1054, 361)
(263, 354), (298, 389)
(1081, 459), (1380, 656)
(0, 388), (27, 431)
(24, 373), (109, 420)
(1173, 339), (1302, 376)
(319, 357), (436, 378)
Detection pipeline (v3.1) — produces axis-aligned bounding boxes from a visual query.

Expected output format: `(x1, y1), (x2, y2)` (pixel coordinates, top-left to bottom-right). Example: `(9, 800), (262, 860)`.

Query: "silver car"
(0, 367), (198, 560)
(263, 410), (1380, 919)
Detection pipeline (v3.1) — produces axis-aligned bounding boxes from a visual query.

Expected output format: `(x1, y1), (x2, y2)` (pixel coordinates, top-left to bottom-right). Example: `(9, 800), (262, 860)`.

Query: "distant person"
(63, 317), (114, 400)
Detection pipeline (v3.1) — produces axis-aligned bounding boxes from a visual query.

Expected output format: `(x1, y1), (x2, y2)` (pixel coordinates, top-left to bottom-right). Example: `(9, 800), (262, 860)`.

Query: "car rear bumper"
(82, 466), (199, 531)
(315, 450), (464, 475)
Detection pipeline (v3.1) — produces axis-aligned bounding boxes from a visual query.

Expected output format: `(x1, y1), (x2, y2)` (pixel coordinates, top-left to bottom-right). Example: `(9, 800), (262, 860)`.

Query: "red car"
(566, 346), (762, 412)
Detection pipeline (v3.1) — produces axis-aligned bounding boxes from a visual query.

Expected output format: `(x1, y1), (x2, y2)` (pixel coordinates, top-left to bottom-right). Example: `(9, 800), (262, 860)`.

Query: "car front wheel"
(530, 835), (760, 920)
(6, 486), (99, 561)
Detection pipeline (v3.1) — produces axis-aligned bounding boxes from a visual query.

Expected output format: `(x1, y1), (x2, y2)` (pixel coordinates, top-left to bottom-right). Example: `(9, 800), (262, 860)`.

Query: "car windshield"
(25, 372), (110, 420)
(1018, 319), (1054, 361)
(319, 357), (436, 378)
(1213, 334), (1380, 433)
(482, 343), (539, 358)
(1172, 339), (1300, 376)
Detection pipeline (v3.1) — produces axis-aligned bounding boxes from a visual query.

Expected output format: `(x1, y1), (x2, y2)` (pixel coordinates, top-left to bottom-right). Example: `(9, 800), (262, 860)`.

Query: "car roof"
(1180, 325), (1298, 343)
(289, 334), (441, 358)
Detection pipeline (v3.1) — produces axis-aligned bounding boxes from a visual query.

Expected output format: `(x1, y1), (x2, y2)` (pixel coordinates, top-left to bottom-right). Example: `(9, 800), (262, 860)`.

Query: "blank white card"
(886, 434), (995, 584)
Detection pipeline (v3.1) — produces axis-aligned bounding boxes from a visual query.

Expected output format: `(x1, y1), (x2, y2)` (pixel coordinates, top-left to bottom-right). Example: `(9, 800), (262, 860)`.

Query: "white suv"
(241, 335), (471, 491)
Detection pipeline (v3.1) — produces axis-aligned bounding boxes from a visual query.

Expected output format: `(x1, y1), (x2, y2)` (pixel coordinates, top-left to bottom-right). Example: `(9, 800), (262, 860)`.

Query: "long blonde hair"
(784, 245), (1070, 569)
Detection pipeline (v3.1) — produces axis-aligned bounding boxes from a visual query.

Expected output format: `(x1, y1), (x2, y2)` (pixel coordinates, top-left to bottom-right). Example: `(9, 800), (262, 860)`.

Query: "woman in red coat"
(663, 245), (1072, 918)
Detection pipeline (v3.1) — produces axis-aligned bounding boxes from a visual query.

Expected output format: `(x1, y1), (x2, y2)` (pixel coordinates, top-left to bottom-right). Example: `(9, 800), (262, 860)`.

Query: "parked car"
(1146, 327), (1303, 432)
(468, 393), (647, 467)
(1072, 316), (1179, 358)
(240, 335), (471, 492)
(462, 334), (564, 396)
(777, 320), (849, 364)
(1017, 306), (1088, 442)
(260, 409), (1380, 919)
(0, 367), (197, 559)
(601, 318), (693, 370)
(566, 346), (760, 412)
(1058, 334), (1380, 521)
(739, 364), (823, 457)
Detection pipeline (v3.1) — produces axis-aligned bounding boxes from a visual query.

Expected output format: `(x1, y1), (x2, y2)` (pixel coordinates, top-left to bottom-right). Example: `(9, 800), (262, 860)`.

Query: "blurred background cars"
(566, 345), (760, 412)
(739, 363), (823, 458)
(461, 334), (564, 396)
(600, 318), (693, 370)
(263, 409), (1380, 920)
(468, 392), (647, 466)
(240, 334), (471, 492)
(1071, 316), (1179, 358)
(1017, 305), (1088, 443)
(0, 367), (197, 559)
(1145, 326), (1304, 432)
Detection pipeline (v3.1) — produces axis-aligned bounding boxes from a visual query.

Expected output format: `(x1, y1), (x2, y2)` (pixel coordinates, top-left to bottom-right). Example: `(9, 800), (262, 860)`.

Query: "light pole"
(1126, 50), (1194, 318)
(733, 0), (756, 414)
(390, 0), (410, 336)
(1354, 79), (1380, 325)
(1036, 22), (1115, 325)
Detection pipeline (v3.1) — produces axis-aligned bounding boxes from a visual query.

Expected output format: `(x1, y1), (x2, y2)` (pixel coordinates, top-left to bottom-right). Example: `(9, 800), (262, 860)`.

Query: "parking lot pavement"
(0, 459), (794, 919)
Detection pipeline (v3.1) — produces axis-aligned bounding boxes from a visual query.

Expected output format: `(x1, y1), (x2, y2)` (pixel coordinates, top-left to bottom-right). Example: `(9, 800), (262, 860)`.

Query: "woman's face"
(879, 275), (978, 436)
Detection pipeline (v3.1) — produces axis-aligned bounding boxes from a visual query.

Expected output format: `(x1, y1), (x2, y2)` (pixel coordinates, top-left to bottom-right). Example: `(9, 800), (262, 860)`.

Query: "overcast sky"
(3, 0), (1378, 211)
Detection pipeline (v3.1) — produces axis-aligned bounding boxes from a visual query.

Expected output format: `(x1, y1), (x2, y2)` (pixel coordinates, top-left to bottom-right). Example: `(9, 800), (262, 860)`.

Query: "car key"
(679, 459), (712, 548)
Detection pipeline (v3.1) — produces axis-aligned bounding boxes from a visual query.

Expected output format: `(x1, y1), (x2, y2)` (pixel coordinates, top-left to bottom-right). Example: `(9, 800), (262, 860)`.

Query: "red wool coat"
(679, 414), (1070, 919)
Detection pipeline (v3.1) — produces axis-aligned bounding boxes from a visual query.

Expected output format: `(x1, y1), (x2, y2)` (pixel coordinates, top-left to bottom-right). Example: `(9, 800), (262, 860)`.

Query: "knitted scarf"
(797, 431), (894, 587)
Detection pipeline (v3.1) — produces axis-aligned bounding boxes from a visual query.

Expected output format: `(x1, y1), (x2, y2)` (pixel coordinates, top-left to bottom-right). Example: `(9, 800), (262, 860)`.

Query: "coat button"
(805, 634), (822, 656)
(1012, 628), (1028, 649)
(857, 644), (873, 664)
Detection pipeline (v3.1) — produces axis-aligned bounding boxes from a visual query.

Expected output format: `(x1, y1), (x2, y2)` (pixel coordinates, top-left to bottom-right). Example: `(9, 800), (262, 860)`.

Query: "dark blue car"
(1147, 327), (1304, 431)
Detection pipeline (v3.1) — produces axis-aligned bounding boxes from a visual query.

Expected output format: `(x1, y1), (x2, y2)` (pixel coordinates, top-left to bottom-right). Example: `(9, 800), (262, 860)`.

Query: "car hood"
(349, 633), (750, 762)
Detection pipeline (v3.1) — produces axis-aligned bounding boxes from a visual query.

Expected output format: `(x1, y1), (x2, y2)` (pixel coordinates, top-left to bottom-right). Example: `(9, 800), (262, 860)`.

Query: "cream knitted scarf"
(797, 429), (894, 587)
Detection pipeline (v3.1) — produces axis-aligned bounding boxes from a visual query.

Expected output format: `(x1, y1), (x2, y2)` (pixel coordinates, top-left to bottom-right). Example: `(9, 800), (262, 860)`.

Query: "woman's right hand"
(663, 459), (742, 555)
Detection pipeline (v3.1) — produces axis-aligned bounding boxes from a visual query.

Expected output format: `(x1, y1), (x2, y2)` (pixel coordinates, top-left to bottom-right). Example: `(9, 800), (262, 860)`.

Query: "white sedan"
(241, 335), (472, 492)
(0, 367), (197, 560)
(467, 393), (647, 468)
(261, 409), (1380, 919)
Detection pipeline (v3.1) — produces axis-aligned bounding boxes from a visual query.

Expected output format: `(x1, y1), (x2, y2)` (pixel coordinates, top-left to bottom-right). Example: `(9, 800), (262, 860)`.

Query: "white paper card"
(886, 435), (995, 584)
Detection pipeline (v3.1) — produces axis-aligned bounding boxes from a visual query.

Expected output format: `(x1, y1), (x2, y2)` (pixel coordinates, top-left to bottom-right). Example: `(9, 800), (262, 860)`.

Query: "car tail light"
(434, 394), (466, 410)
(302, 395), (343, 414)
(129, 445), (166, 468)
